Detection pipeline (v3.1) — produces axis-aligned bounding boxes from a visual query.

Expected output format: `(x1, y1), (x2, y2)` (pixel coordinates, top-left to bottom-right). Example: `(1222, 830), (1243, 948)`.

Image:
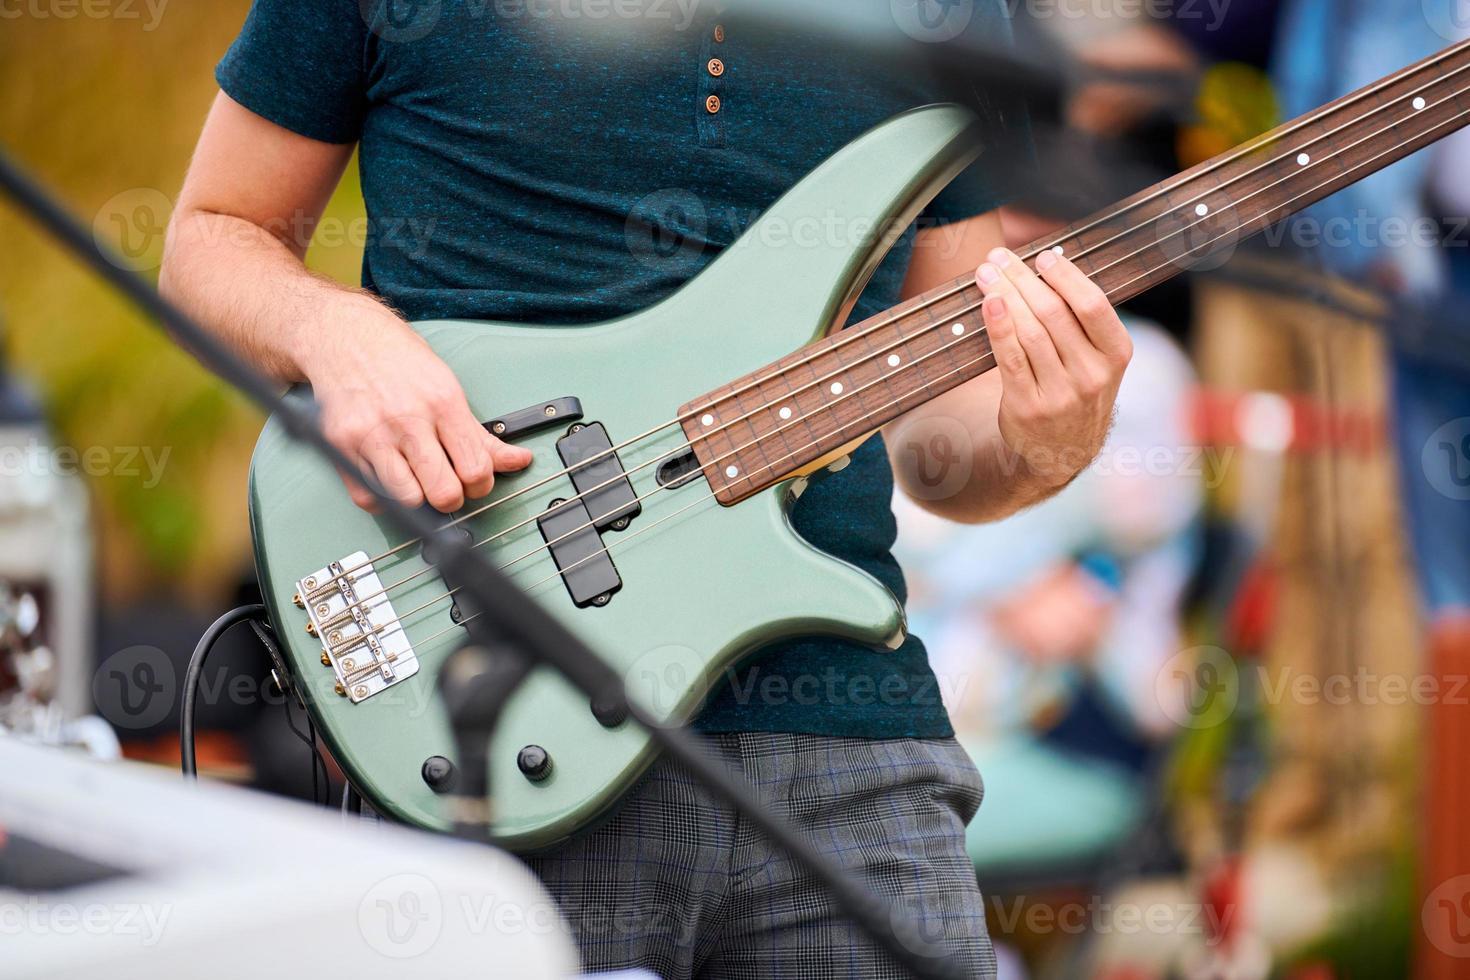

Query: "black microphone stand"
(0, 148), (966, 980)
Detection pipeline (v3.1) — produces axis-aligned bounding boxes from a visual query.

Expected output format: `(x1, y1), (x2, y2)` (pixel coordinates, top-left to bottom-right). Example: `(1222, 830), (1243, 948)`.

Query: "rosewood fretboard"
(682, 37), (1470, 505)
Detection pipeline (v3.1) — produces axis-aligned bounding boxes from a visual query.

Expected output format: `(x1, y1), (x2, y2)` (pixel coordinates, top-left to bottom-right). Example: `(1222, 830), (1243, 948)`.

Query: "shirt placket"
(696, 17), (728, 147)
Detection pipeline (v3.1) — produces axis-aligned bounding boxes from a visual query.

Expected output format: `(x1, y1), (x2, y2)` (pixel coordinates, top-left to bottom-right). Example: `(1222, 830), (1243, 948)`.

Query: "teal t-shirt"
(218, 1), (1027, 738)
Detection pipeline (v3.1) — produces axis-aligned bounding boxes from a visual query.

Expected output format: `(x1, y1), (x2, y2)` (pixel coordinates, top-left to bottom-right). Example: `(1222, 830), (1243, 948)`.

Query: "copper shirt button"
(705, 94), (722, 114)
(707, 58), (725, 77)
(714, 24), (725, 42)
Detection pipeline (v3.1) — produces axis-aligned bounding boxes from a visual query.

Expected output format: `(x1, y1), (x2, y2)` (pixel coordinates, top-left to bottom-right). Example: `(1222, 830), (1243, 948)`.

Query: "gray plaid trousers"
(525, 732), (996, 979)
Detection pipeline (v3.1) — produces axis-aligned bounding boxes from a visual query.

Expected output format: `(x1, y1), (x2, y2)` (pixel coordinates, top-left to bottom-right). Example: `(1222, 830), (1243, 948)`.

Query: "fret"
(682, 38), (1470, 505)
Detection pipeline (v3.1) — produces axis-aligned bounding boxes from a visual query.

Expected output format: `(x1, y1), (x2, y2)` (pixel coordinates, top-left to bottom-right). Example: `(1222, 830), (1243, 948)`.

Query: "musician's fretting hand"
(975, 247), (1133, 489)
(306, 307), (533, 513)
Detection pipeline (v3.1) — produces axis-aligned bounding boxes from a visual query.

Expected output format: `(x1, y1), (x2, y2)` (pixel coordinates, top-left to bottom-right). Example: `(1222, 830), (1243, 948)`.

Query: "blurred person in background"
(1268, 3), (1470, 976)
(894, 319), (1202, 863)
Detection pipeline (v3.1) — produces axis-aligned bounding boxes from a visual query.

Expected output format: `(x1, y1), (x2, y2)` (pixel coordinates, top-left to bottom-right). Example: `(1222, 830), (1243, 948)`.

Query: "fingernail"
(1036, 249), (1058, 271)
(988, 248), (1012, 268)
(984, 296), (1007, 319)
(978, 263), (1000, 285)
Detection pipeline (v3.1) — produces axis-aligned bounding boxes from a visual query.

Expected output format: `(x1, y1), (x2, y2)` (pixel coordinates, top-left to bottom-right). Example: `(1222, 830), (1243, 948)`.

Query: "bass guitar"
(249, 38), (1470, 851)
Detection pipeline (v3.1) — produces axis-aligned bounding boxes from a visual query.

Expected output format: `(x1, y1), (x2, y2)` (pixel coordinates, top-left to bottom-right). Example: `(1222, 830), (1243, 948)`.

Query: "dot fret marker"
(778, 406), (792, 420)
(887, 354), (901, 367)
(1413, 96), (1427, 110)
(1297, 152), (1310, 166)
(951, 323), (965, 336)
(830, 382), (843, 395)
(1195, 203), (1209, 217)
(701, 414), (714, 427)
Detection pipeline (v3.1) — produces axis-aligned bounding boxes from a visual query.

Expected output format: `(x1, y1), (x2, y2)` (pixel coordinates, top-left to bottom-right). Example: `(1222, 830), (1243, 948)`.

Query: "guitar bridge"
(296, 552), (419, 703)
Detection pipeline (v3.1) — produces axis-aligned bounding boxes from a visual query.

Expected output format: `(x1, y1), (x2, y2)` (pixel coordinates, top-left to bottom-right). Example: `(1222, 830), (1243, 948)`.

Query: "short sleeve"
(922, 0), (1037, 223)
(216, 0), (369, 145)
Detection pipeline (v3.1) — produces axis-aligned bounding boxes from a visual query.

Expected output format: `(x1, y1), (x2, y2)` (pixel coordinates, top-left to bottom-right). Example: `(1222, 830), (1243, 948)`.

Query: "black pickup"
(536, 497), (621, 607)
(557, 422), (641, 532)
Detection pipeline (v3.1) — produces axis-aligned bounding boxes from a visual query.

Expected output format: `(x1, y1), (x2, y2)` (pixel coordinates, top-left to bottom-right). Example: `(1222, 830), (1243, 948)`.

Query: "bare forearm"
(888, 376), (1066, 524)
(159, 209), (398, 385)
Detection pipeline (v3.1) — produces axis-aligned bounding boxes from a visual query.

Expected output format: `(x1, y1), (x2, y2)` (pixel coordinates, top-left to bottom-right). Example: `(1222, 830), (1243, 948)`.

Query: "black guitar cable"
(0, 148), (967, 980)
(183, 603), (332, 805)
(179, 603), (265, 779)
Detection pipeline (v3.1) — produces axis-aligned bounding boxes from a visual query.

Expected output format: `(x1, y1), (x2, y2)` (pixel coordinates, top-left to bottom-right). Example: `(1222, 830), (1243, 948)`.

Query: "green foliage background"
(0, 4), (367, 601)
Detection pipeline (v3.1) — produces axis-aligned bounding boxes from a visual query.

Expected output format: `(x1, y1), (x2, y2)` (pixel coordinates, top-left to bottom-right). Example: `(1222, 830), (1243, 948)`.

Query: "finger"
(396, 418), (466, 513)
(337, 466), (382, 513)
(993, 248), (1092, 367)
(978, 292), (1037, 396)
(1034, 248), (1133, 363)
(361, 441), (425, 510)
(439, 403), (534, 502)
(437, 404), (497, 501)
(977, 252), (1067, 390)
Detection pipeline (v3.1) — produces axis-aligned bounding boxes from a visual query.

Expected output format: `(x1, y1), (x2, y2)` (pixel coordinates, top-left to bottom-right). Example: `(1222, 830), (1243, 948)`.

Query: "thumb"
(486, 435), (534, 471)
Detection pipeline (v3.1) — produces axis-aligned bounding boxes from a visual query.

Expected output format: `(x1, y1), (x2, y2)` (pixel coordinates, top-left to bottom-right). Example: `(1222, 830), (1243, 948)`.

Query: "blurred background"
(3, 1), (1470, 978)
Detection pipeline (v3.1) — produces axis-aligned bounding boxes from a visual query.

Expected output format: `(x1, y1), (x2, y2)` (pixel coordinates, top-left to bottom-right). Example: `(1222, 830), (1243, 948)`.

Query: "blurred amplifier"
(0, 335), (94, 723)
(0, 740), (581, 979)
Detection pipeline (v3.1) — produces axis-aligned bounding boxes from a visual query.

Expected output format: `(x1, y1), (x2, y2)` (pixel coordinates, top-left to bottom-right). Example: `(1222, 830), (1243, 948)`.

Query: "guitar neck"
(683, 37), (1470, 506)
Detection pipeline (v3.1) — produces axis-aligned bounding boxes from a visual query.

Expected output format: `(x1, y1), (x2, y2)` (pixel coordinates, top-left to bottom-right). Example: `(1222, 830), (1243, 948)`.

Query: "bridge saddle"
(296, 551), (419, 703)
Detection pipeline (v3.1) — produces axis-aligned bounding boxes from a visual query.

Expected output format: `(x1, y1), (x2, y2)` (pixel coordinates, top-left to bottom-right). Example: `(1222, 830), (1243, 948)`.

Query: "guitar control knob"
(517, 745), (553, 782)
(421, 755), (458, 794)
(591, 693), (629, 728)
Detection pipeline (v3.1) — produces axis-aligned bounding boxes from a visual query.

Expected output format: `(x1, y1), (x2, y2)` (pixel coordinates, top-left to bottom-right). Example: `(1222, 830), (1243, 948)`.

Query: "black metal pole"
(0, 148), (965, 980)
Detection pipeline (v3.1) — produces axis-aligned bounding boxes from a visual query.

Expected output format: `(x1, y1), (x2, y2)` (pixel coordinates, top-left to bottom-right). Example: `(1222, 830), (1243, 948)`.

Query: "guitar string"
(332, 347), (996, 668)
(329, 87), (1470, 664)
(1029, 57), (1470, 292)
(390, 349), (1001, 669)
(302, 43), (1470, 601)
(312, 79), (1470, 643)
(317, 289), (1009, 633)
(303, 50), (1470, 602)
(313, 76), (1470, 640)
(321, 322), (1004, 651)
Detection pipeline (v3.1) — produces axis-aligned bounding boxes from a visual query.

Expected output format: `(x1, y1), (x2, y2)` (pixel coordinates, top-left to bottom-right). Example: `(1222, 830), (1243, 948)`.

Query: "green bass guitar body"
(249, 105), (978, 852)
